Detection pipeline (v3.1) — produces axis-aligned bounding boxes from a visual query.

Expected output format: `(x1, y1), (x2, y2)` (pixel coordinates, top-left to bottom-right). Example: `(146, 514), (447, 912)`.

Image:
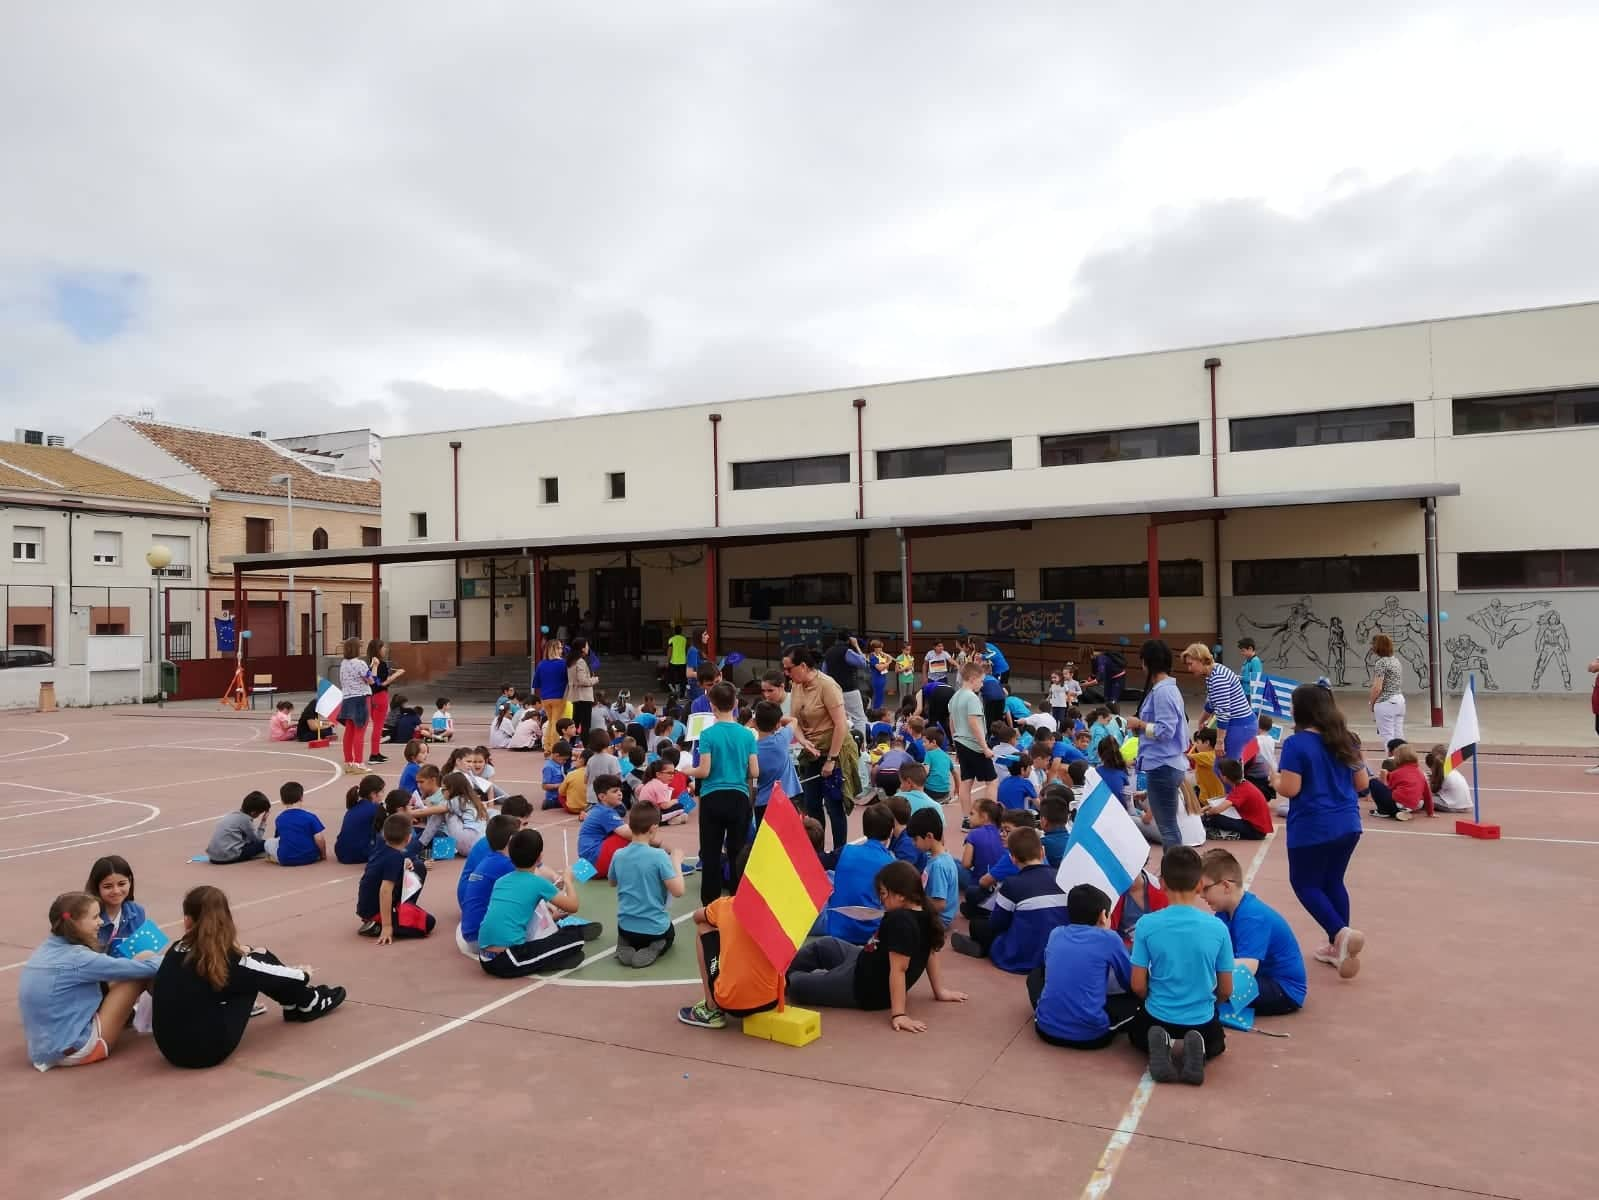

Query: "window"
(1452, 386), (1599, 436)
(152, 534), (190, 577)
(409, 614), (430, 641)
(607, 472), (626, 500)
(92, 530), (121, 565)
(13, 624), (47, 646)
(541, 477), (559, 504)
(1232, 554), (1420, 595)
(1457, 549), (1599, 590)
(244, 517), (273, 555)
(1040, 423), (1200, 467)
(12, 525), (43, 562)
(1229, 404), (1414, 452)
(408, 512), (428, 539)
(361, 526), (382, 547)
(876, 440), (1012, 480)
(311, 527), (329, 551)
(729, 574), (852, 607)
(166, 622), (192, 660)
(341, 604), (362, 640)
(1040, 560), (1204, 600)
(94, 622), (127, 635)
(732, 454), (851, 490)
(875, 569), (1016, 605)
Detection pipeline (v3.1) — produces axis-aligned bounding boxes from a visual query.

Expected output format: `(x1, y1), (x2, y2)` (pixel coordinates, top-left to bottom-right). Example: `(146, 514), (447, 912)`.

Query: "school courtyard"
(1, 696), (1592, 1200)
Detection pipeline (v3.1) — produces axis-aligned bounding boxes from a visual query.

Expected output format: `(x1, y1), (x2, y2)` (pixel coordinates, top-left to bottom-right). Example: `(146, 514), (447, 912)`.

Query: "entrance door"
(590, 567), (642, 657)
(541, 569), (578, 638)
(246, 600), (285, 657)
(300, 612), (313, 658)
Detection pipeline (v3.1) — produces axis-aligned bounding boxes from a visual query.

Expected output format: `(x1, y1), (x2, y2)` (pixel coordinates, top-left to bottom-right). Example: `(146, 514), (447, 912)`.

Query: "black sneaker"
(573, 921), (604, 943)
(950, 932), (986, 959)
(368, 754), (387, 764)
(358, 920), (381, 938)
(1180, 1030), (1206, 1085)
(1147, 1027), (1178, 1083)
(284, 986), (346, 1023)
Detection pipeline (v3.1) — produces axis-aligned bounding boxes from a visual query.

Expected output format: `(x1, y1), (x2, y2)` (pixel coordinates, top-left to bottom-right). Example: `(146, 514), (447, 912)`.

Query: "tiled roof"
(0, 444), (201, 505)
(126, 421), (381, 507)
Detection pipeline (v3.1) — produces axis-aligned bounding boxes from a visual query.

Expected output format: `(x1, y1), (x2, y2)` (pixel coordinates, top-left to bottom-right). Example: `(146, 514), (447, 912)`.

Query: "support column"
(1146, 522), (1161, 640)
(453, 558), (463, 668)
(233, 565), (246, 661)
(371, 561), (381, 643)
(855, 534), (867, 636)
(1424, 496), (1444, 727)
(530, 554), (542, 676)
(487, 557), (497, 656)
(897, 528), (914, 646)
(705, 544), (720, 659)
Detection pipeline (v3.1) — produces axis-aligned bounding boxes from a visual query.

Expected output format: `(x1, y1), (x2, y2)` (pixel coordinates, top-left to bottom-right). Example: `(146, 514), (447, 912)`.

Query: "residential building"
(274, 428), (383, 481)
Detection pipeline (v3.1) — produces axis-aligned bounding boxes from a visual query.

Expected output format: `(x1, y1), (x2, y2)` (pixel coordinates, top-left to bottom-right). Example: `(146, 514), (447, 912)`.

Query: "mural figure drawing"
(1356, 596), (1427, 679)
(1236, 597), (1328, 671)
(1531, 609), (1571, 691)
(1445, 634), (1498, 690)
(1326, 616), (1352, 686)
(1467, 598), (1550, 649)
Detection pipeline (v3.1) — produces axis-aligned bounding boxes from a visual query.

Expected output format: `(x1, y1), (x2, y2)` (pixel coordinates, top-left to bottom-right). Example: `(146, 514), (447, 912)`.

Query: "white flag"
(1443, 684), (1480, 777)
(1056, 779), (1150, 905)
(315, 684), (343, 720)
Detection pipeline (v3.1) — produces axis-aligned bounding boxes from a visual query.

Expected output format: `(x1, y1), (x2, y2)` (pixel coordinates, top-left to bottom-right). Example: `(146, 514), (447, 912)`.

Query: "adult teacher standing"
(566, 637), (597, 738)
(534, 640), (568, 752)
(1123, 640), (1188, 850)
(1272, 684), (1367, 980)
(786, 645), (859, 853)
(1181, 644), (1254, 764)
(1367, 633), (1405, 744)
(365, 639), (404, 765)
(336, 638), (373, 775)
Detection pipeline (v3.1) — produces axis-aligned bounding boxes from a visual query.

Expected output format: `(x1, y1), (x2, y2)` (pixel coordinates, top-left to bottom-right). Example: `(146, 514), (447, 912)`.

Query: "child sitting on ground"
(357, 815), (436, 943)
(206, 791), (271, 864)
(1039, 791), (1072, 868)
(269, 699), (296, 741)
(872, 734), (914, 797)
(609, 802), (686, 968)
(958, 798), (1005, 892)
(430, 697), (455, 742)
(87, 855), (149, 955)
(334, 774), (387, 864)
(542, 739), (572, 810)
(1199, 848), (1306, 1017)
(398, 739), (427, 794)
(897, 761), (938, 816)
(477, 829), (596, 976)
(677, 888), (783, 1030)
(409, 764), (448, 852)
(456, 814), (522, 957)
(440, 770), (490, 854)
(952, 827), (1070, 973)
(636, 753), (689, 824)
(825, 803), (898, 943)
(922, 727), (954, 804)
(1097, 736), (1131, 807)
(990, 721), (1021, 765)
(1029, 884), (1136, 1049)
(387, 700), (423, 746)
(1200, 758), (1274, 840)
(459, 795), (532, 888)
(997, 756), (1038, 810)
(267, 781), (325, 866)
(1428, 745), (1474, 813)
(578, 773), (632, 875)
(910, 808), (959, 929)
(1128, 846), (1234, 1085)
(1110, 857), (1167, 947)
(561, 745), (590, 814)
(1372, 744), (1426, 820)
(884, 794), (924, 870)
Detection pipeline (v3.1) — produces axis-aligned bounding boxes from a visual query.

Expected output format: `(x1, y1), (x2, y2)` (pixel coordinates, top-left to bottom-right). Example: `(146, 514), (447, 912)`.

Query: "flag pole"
(1469, 673), (1480, 825)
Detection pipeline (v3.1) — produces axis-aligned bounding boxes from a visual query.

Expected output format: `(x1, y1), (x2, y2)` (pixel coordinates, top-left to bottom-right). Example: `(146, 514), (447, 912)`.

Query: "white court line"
(546, 975), (700, 988)
(0, 801), (113, 822)
(57, 910), (696, 1200)
(1078, 833), (1276, 1200)
(0, 730), (71, 761)
(1360, 824), (1599, 847)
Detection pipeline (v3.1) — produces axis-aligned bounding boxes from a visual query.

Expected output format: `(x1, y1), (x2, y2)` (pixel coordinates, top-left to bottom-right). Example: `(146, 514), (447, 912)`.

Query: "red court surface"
(1, 706), (1593, 1200)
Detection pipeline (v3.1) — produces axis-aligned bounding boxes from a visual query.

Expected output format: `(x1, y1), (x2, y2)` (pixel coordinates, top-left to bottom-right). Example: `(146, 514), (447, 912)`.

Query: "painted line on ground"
(57, 910), (696, 1200)
(0, 801), (115, 822)
(545, 975), (701, 988)
(1079, 832), (1276, 1200)
(1360, 825), (1599, 846)
(0, 730), (71, 760)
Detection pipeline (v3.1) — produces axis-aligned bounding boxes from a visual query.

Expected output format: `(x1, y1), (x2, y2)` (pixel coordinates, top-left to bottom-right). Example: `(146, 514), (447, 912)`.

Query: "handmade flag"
(315, 682), (343, 721)
(1251, 673), (1298, 720)
(1444, 684), (1480, 776)
(733, 785), (831, 980)
(1056, 778), (1149, 905)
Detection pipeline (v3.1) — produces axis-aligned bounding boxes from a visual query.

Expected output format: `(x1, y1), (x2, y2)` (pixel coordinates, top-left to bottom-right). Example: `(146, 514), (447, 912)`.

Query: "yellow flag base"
(742, 1006), (821, 1048)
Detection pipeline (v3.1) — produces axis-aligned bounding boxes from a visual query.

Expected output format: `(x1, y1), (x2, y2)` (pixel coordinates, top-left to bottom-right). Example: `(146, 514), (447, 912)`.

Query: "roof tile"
(0, 444), (200, 504)
(126, 421), (381, 507)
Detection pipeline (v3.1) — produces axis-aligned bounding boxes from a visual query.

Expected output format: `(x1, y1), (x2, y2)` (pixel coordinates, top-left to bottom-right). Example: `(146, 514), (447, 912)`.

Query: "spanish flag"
(732, 785), (830, 985)
(1444, 684), (1480, 776)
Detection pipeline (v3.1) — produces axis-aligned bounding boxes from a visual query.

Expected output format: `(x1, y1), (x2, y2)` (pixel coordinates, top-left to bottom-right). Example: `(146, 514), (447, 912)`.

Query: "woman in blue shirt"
(1123, 640), (1188, 850)
(1274, 684), (1368, 980)
(533, 641), (568, 753)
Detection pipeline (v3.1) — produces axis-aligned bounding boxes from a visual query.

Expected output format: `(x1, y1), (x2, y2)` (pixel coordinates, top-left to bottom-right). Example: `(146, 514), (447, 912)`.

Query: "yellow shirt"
(1189, 750), (1224, 801)
(561, 765), (589, 814)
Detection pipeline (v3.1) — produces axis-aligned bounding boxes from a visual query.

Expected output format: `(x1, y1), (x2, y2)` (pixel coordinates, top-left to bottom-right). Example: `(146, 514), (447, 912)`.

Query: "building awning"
(225, 481), (1460, 572)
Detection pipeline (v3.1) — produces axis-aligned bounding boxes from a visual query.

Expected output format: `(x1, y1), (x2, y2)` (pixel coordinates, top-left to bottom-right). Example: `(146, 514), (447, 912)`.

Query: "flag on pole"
(1444, 683), (1480, 776)
(732, 785), (831, 982)
(1250, 673), (1299, 720)
(1055, 779), (1149, 905)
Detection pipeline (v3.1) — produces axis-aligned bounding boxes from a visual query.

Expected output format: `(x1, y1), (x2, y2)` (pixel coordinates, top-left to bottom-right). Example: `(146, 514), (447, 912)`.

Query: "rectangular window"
(1232, 554), (1420, 595)
(1040, 560), (1204, 600)
(606, 472), (626, 500)
(875, 569), (1016, 605)
(94, 622), (127, 635)
(409, 614), (430, 642)
(152, 534), (190, 577)
(408, 512), (428, 539)
(244, 517), (273, 555)
(92, 530), (121, 565)
(1229, 403), (1414, 452)
(12, 524), (43, 562)
(341, 604), (362, 640)
(1040, 422), (1200, 467)
(1452, 386), (1599, 436)
(876, 439), (1012, 480)
(1457, 549), (1599, 590)
(166, 622), (192, 661)
(14, 624), (47, 646)
(732, 454), (851, 490)
(728, 574), (852, 608)
(361, 526), (382, 547)
(541, 477), (559, 504)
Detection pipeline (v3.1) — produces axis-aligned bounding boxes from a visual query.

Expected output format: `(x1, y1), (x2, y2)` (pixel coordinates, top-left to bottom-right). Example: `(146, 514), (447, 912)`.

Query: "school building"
(229, 300), (1599, 722)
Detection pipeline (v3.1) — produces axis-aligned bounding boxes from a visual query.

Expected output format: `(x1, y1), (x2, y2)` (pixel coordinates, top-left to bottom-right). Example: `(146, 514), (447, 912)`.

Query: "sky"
(3, 2), (1597, 443)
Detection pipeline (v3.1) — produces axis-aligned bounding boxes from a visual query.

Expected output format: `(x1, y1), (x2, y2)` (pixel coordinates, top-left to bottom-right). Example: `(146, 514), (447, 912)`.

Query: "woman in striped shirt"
(1182, 644), (1256, 766)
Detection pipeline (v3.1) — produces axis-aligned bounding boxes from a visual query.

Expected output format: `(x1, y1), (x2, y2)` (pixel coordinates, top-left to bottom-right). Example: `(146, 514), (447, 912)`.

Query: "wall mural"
(1223, 590), (1582, 695)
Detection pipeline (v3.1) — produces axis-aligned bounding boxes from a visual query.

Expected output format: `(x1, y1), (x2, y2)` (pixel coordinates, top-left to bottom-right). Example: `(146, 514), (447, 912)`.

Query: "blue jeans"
(1144, 764), (1185, 850)
(871, 672), (887, 711)
(1287, 832), (1360, 942)
(1220, 714), (1256, 764)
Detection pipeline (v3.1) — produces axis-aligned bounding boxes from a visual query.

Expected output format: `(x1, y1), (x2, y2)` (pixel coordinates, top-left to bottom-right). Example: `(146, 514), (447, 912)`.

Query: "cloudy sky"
(3, 2), (1597, 442)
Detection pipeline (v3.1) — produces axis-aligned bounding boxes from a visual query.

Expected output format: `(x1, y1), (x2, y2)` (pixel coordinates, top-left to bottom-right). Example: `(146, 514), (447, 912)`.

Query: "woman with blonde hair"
(1367, 633), (1405, 743)
(1180, 643), (1255, 765)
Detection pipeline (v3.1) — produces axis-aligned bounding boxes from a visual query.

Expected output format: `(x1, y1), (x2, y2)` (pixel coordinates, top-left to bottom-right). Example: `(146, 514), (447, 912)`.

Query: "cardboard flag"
(733, 785), (832, 979)
(1218, 965), (1260, 1031)
(1055, 778), (1150, 905)
(112, 922), (171, 959)
(315, 684), (343, 720)
(1251, 673), (1299, 720)
(1444, 684), (1480, 777)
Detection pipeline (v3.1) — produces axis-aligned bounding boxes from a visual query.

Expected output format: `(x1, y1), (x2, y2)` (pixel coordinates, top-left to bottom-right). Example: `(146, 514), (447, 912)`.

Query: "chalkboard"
(778, 615), (829, 650)
(86, 634), (144, 673)
(988, 602), (1075, 643)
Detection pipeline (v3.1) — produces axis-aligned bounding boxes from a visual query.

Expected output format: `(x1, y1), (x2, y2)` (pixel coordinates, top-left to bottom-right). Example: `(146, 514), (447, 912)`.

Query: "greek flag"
(1251, 673), (1299, 720)
(1056, 779), (1149, 905)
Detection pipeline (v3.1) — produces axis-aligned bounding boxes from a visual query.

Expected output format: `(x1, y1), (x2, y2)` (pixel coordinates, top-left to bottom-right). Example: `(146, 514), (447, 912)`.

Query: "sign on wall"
(988, 601), (1076, 643)
(430, 599), (456, 620)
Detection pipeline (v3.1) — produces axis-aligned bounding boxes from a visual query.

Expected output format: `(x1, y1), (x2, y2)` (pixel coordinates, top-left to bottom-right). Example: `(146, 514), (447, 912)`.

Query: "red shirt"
(1225, 780), (1274, 835)
(1387, 762), (1428, 812)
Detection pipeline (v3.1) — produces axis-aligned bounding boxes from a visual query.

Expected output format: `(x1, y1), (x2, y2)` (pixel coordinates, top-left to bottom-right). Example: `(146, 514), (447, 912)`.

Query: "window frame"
(1231, 554), (1421, 596)
(1451, 386), (1599, 437)
(91, 530), (122, 566)
(341, 603), (363, 641)
(606, 472), (626, 501)
(728, 573), (853, 608)
(1229, 403), (1415, 453)
(408, 512), (429, 540)
(311, 527), (330, 551)
(1457, 548), (1599, 591)
(1039, 559), (1204, 601)
(408, 614), (430, 642)
(1039, 422), (1201, 467)
(731, 454), (852, 491)
(874, 568), (1017, 605)
(875, 439), (1013, 481)
(244, 517), (273, 556)
(361, 526), (382, 547)
(540, 477), (559, 505)
(12, 524), (44, 563)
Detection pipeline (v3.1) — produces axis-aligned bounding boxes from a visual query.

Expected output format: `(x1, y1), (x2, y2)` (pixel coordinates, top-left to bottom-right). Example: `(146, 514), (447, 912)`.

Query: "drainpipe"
(1204, 357), (1223, 649)
(448, 441), (462, 539)
(853, 397), (866, 519)
(708, 414), (722, 527)
(1424, 497), (1444, 727)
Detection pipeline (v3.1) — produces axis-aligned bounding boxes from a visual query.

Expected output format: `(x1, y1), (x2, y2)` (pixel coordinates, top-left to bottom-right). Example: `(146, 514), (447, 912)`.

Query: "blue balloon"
(1142, 623), (1151, 634)
(911, 618), (923, 631)
(1158, 617), (1168, 630)
(1440, 610), (1449, 621)
(539, 625), (550, 635)
(956, 625), (968, 636)
(1119, 636), (1130, 646)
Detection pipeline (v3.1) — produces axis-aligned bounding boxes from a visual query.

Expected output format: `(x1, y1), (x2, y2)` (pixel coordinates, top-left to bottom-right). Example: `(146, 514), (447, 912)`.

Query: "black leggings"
(1126, 1008), (1226, 1059)
(153, 949), (323, 1070)
(570, 701), (594, 741)
(698, 789), (753, 906)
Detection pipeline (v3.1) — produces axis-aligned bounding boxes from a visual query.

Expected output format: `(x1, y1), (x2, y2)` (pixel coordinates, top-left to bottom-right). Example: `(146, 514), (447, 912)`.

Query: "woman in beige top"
(566, 637), (597, 739)
(785, 645), (859, 852)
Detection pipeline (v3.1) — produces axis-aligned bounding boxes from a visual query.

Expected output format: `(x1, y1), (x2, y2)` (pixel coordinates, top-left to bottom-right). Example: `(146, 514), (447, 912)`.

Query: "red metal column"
(1147, 522), (1161, 639)
(903, 531), (915, 646)
(705, 544), (719, 659)
(371, 562), (381, 642)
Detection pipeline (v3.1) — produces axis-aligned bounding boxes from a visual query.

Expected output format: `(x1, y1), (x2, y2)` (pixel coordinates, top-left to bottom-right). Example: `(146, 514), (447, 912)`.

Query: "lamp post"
(145, 544), (173, 707)
(269, 473), (295, 656)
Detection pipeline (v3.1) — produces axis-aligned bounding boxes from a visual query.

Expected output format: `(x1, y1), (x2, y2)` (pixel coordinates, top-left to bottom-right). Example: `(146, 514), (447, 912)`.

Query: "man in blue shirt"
(1200, 848), (1307, 1016)
(1030, 884), (1135, 1048)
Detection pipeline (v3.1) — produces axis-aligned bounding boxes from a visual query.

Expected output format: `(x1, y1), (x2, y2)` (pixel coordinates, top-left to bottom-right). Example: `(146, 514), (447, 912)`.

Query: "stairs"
(419, 653), (668, 703)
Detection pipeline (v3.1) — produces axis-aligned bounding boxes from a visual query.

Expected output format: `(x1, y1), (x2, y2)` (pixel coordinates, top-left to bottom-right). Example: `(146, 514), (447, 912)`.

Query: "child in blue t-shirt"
(268, 781), (325, 866)
(1200, 848), (1307, 1015)
(578, 774), (631, 875)
(1096, 736), (1131, 807)
(1030, 884), (1135, 1049)
(477, 829), (590, 977)
(1128, 846), (1235, 1085)
(754, 700), (804, 821)
(397, 739), (428, 795)
(996, 758), (1038, 810)
(608, 802), (686, 967)
(823, 803), (896, 943)
(921, 728), (954, 802)
(542, 740), (571, 810)
(1039, 791), (1072, 868)
(884, 795), (925, 870)
(334, 775), (386, 865)
(357, 815), (435, 943)
(897, 761), (940, 816)
(910, 808), (959, 929)
(455, 814), (520, 956)
(958, 799), (1004, 891)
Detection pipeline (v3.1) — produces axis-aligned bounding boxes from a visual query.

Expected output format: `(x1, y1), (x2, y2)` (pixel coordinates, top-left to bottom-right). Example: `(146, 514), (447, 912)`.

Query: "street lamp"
(269, 473), (295, 656)
(146, 544), (173, 707)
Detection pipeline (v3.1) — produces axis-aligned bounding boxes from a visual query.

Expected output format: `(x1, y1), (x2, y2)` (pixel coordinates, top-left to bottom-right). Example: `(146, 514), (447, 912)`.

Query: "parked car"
(0, 648), (55, 669)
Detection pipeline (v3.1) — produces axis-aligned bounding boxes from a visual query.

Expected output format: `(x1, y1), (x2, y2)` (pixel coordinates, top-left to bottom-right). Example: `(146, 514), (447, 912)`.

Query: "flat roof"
(226, 481), (1460, 572)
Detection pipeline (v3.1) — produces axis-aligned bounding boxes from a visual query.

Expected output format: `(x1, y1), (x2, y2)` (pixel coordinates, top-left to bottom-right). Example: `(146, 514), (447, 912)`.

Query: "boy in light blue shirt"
(753, 700), (803, 821)
(909, 808), (959, 929)
(896, 761), (939, 816)
(608, 802), (686, 968)
(921, 729), (955, 802)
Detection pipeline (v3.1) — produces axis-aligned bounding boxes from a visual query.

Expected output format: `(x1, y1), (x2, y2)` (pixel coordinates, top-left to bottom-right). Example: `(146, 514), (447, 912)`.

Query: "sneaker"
(1146, 1027), (1177, 1083)
(1312, 945), (1338, 966)
(574, 921), (604, 943)
(961, 817), (972, 831)
(284, 986), (346, 1023)
(357, 920), (381, 938)
(632, 941), (663, 968)
(369, 754), (388, 764)
(677, 1002), (727, 1030)
(1211, 829), (1243, 841)
(1179, 1031), (1206, 1085)
(1393, 809), (1412, 822)
(1334, 927), (1365, 980)
(615, 943), (638, 968)
(950, 932), (985, 959)
(250, 1002), (268, 1017)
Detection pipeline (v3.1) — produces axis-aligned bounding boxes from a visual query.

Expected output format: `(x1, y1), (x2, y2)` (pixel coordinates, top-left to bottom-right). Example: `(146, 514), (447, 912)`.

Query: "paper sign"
(679, 792), (697, 814)
(570, 857), (598, 883)
(315, 685), (343, 720)
(685, 711), (715, 742)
